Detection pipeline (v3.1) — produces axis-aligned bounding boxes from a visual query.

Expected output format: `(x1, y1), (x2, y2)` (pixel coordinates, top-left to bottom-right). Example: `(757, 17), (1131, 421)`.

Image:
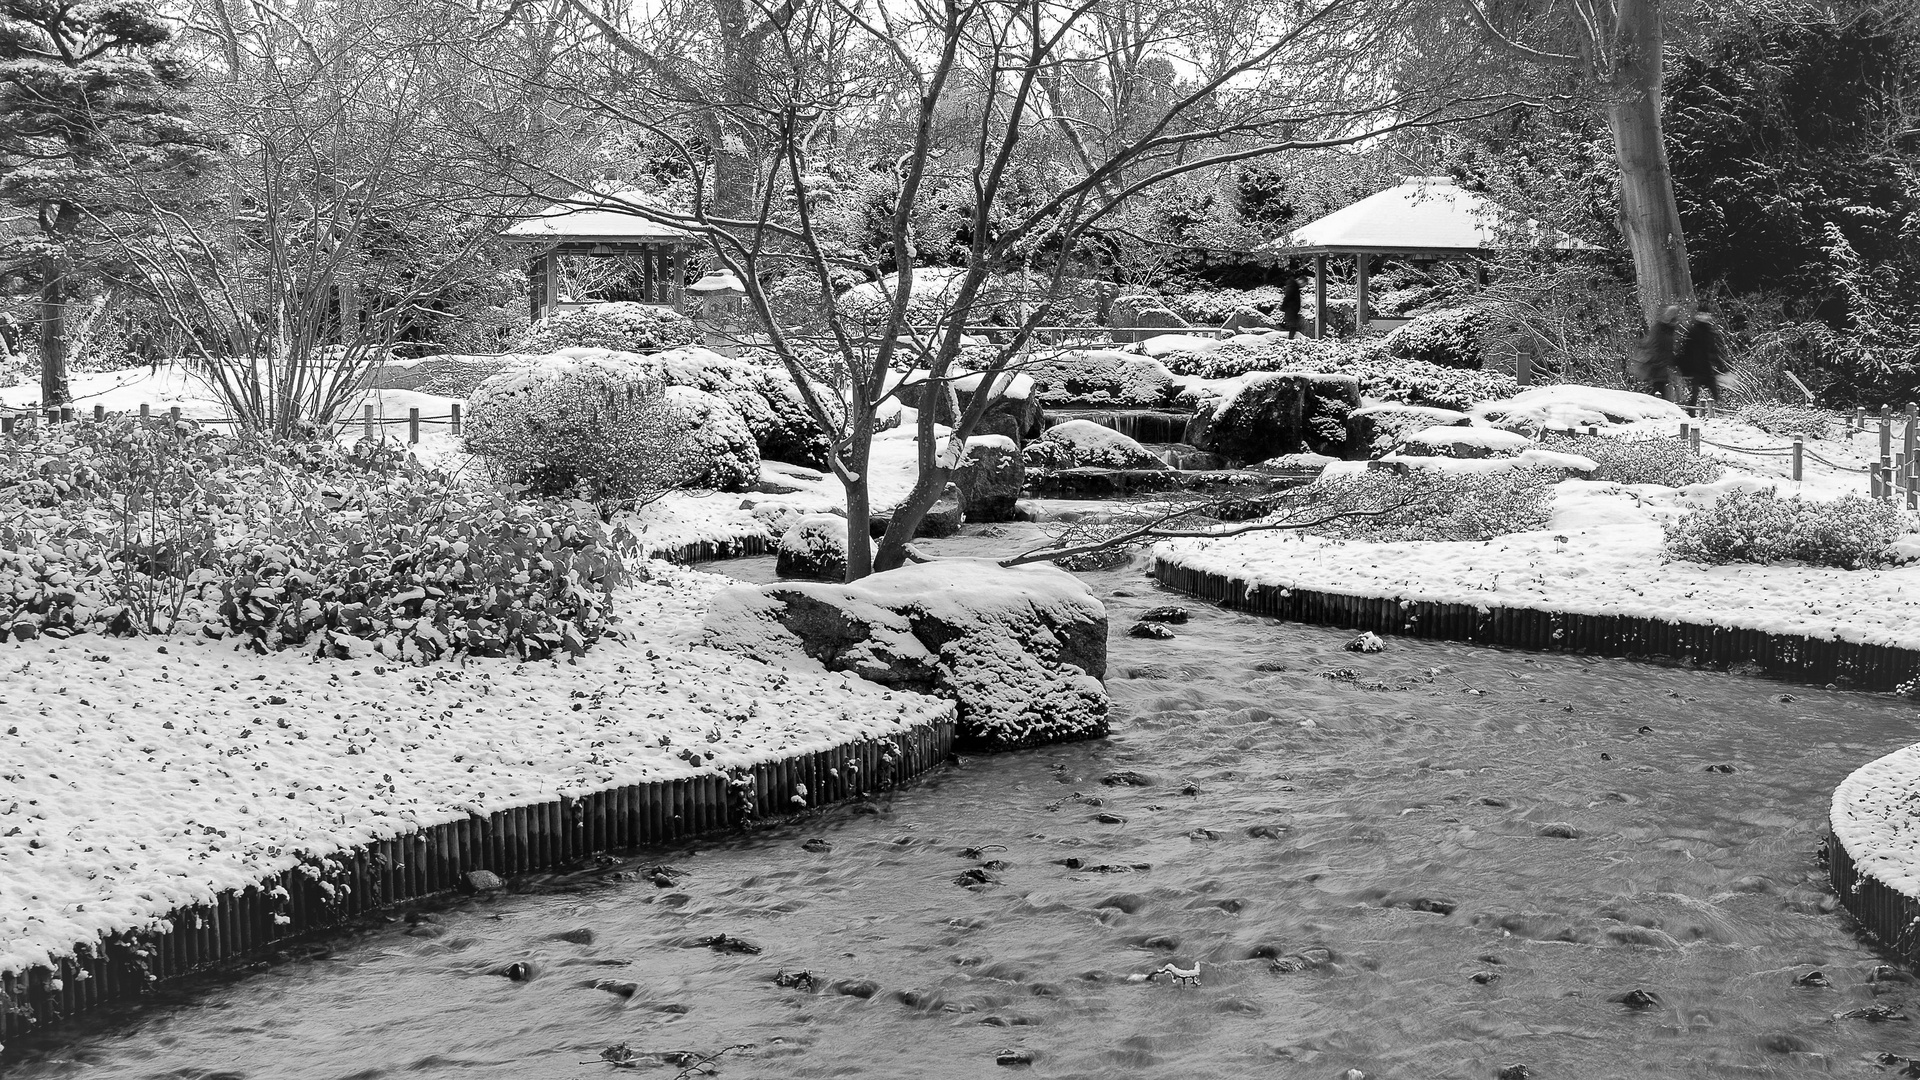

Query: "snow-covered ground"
(0, 563), (951, 978)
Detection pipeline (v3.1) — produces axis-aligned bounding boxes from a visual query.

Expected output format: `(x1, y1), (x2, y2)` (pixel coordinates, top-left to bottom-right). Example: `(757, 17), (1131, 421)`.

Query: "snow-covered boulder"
(663, 385), (761, 492)
(1024, 349), (1178, 408)
(955, 370), (1045, 445)
(1398, 425), (1534, 459)
(1350, 403), (1470, 458)
(953, 435), (1024, 522)
(1184, 372), (1361, 463)
(1474, 385), (1687, 431)
(1139, 333), (1223, 357)
(777, 515), (867, 581)
(869, 482), (965, 539)
(702, 561), (1109, 750)
(1033, 419), (1166, 470)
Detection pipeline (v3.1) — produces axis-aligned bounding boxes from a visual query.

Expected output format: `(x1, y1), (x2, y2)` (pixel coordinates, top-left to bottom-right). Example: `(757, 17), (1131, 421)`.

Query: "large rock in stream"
(702, 561), (1109, 750)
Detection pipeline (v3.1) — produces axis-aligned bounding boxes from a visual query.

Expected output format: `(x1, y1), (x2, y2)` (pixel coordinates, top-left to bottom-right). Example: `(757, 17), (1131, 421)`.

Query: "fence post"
(1855, 406), (1865, 432)
(139, 403), (150, 421)
(363, 404), (375, 442)
(408, 408), (420, 445)
(168, 406), (181, 426)
(91, 405), (105, 422)
(1791, 436), (1804, 482)
(44, 407), (58, 424)
(1689, 425), (1701, 453)
(1881, 411), (1893, 489)
(450, 403), (462, 436)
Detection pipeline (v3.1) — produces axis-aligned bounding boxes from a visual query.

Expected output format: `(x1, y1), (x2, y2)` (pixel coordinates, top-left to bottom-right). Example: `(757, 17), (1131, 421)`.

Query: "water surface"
(9, 526), (1920, 1079)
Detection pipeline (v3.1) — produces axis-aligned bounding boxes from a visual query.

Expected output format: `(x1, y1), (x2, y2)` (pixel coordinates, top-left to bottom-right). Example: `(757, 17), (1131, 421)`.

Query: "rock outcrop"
(703, 561), (1109, 750)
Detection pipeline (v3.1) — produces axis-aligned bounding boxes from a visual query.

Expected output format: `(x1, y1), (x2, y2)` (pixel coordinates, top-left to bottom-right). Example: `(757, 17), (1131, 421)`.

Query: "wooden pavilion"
(1277, 176), (1594, 338)
(503, 191), (700, 320)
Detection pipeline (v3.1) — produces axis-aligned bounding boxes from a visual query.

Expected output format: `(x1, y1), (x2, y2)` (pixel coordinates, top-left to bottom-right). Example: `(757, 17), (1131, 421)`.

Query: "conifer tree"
(0, 1), (213, 405)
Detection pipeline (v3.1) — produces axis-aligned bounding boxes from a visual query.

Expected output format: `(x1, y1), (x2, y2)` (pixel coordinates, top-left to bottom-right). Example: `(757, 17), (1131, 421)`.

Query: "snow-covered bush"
(1381, 307), (1495, 370)
(464, 353), (703, 502)
(0, 418), (638, 658)
(1031, 419), (1165, 470)
(1663, 490), (1908, 569)
(511, 301), (698, 355)
(641, 346), (829, 467)
(1541, 433), (1721, 487)
(1300, 467), (1557, 542)
(1164, 286), (1294, 324)
(1735, 402), (1834, 441)
(661, 385), (760, 492)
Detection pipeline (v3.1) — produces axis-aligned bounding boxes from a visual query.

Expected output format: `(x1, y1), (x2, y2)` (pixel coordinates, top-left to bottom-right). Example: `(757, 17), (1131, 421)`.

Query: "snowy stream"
(10, 524), (1920, 1079)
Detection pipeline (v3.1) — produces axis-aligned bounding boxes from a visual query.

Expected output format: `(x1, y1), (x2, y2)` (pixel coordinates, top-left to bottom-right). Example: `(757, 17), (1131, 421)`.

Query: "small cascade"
(1045, 408), (1194, 445)
(1144, 443), (1224, 471)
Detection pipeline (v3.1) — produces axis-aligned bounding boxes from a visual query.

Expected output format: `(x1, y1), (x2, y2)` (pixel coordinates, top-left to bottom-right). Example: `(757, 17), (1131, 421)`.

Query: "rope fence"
(0, 402), (463, 450)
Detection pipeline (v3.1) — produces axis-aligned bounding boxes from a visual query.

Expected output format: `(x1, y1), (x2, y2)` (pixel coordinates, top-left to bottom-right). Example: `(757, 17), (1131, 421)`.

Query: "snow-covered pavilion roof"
(503, 190), (696, 246)
(1275, 177), (1595, 257)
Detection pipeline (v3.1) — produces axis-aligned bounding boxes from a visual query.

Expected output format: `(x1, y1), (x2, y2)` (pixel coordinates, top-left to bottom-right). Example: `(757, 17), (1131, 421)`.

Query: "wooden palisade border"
(0, 721), (953, 1044)
(1152, 558), (1920, 690)
(1827, 828), (1920, 966)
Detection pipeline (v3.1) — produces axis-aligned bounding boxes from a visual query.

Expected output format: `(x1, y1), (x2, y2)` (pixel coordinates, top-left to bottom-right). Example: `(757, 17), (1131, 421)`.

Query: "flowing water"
(10, 525), (1920, 1079)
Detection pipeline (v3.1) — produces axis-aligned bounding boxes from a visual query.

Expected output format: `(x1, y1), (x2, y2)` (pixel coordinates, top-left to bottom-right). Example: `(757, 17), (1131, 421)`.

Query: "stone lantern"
(688, 269), (747, 355)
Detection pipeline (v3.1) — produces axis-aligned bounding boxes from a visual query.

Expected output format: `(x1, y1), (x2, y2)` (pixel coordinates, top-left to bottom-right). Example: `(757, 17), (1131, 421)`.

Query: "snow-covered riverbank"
(0, 563), (951, 978)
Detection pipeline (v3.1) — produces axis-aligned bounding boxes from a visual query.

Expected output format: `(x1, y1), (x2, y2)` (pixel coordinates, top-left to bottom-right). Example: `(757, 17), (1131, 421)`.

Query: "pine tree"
(0, 1), (214, 406)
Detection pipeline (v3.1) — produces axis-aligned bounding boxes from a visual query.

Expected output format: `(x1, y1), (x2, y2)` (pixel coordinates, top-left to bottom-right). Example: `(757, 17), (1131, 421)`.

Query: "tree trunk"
(38, 254), (71, 408)
(1603, 0), (1694, 323)
(841, 410), (876, 580)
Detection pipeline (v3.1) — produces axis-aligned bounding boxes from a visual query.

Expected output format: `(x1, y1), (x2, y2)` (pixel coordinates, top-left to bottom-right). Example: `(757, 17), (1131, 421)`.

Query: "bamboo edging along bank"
(1152, 558), (1920, 691)
(0, 721), (954, 1044)
(1827, 828), (1920, 967)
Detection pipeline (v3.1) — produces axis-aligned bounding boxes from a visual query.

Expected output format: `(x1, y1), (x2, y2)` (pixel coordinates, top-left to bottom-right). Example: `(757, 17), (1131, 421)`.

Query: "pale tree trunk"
(1602, 0), (1693, 323)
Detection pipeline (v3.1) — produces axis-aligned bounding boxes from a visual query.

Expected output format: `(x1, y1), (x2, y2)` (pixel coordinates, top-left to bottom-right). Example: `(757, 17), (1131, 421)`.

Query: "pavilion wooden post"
(640, 250), (657, 303)
(1353, 254), (1370, 337)
(1312, 255), (1328, 340)
(529, 250), (559, 321)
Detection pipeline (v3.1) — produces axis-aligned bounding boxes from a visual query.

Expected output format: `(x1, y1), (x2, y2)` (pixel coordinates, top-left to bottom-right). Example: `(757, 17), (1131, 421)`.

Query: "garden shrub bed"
(0, 416), (637, 661)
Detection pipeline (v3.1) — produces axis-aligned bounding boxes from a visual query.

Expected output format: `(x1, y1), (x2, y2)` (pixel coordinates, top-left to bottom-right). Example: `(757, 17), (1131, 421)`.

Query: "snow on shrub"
(464, 353), (705, 502)
(1380, 307), (1494, 370)
(0, 418), (638, 658)
(1023, 349), (1177, 407)
(641, 346), (829, 467)
(1663, 490), (1909, 569)
(511, 301), (698, 355)
(1298, 467), (1558, 542)
(1164, 286), (1294, 324)
(662, 385), (760, 492)
(1031, 419), (1165, 470)
(1539, 433), (1721, 487)
(1735, 402), (1834, 441)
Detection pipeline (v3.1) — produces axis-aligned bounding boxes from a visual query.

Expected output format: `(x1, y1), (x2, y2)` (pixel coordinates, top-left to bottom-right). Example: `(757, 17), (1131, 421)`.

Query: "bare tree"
(516, 0), (1525, 580)
(85, 0), (544, 435)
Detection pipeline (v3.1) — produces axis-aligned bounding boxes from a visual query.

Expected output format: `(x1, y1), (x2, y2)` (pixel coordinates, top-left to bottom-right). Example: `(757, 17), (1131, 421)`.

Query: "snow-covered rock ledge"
(1830, 745), (1920, 964)
(702, 561), (1110, 750)
(0, 563), (954, 1035)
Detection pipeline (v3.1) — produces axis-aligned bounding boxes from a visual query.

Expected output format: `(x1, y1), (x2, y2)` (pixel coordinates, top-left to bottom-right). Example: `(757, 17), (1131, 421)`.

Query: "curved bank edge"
(0, 718), (953, 1046)
(1830, 745), (1920, 965)
(1151, 558), (1920, 691)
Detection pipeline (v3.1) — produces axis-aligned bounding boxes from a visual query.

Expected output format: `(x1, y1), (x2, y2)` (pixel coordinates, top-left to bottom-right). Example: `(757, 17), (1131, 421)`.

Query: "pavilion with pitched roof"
(502, 191), (700, 320)
(1274, 176), (1594, 338)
